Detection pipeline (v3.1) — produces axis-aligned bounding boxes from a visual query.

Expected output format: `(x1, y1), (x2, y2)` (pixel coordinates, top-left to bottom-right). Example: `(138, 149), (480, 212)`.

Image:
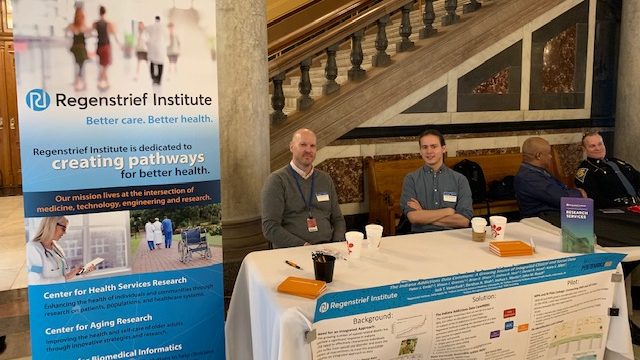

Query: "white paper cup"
(489, 216), (508, 240)
(470, 217), (487, 232)
(365, 224), (383, 250)
(345, 231), (364, 258)
(470, 217), (487, 242)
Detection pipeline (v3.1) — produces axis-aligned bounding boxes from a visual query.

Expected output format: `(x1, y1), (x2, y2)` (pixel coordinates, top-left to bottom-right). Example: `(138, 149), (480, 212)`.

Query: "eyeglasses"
(56, 223), (67, 231)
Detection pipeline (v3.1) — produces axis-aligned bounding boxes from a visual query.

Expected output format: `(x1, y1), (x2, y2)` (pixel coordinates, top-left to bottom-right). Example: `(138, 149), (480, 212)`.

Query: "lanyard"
(289, 165), (315, 217)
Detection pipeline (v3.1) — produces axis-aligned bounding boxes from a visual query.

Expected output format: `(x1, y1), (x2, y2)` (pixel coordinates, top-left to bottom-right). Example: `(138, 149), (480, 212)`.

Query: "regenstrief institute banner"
(13, 1), (224, 359)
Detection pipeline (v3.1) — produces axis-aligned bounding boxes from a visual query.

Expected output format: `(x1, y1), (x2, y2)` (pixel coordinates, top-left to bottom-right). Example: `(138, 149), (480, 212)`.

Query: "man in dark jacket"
(575, 131), (640, 208)
(514, 137), (585, 218)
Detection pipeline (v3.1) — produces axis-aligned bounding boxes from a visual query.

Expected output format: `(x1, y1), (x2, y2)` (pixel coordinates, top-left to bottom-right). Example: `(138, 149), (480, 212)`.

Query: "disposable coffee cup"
(313, 254), (336, 283)
(489, 216), (508, 240)
(365, 224), (383, 250)
(345, 231), (364, 258)
(470, 217), (487, 242)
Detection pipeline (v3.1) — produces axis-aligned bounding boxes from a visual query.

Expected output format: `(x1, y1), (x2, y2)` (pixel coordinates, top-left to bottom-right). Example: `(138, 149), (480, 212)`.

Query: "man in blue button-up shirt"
(400, 129), (473, 232)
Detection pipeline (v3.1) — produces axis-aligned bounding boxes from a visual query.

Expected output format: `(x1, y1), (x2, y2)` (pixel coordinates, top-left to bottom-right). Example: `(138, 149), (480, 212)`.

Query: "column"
(614, 0), (640, 166)
(217, 0), (270, 296)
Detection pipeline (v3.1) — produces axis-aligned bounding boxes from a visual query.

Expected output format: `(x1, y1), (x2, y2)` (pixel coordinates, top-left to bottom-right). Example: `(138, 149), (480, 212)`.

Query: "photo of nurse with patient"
(26, 216), (94, 285)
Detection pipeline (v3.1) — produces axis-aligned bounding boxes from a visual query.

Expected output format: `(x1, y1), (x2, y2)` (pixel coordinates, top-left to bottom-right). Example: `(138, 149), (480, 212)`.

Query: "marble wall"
(614, 0), (640, 167)
(316, 129), (601, 215)
(314, 0), (606, 216)
(358, 0), (594, 128)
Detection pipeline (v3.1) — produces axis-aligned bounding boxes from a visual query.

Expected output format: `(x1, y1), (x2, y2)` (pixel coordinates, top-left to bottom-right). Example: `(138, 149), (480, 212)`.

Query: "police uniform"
(26, 240), (68, 285)
(575, 157), (640, 208)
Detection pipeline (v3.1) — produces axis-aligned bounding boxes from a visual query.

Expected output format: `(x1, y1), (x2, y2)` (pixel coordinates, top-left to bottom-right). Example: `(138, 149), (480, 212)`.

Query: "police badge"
(576, 167), (588, 183)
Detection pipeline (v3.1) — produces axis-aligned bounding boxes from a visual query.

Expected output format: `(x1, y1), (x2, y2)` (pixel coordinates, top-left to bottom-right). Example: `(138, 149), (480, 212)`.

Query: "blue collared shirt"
(400, 164), (474, 232)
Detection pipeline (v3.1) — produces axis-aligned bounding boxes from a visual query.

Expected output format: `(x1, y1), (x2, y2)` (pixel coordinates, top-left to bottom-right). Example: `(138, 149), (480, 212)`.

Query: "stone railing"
(267, 0), (483, 124)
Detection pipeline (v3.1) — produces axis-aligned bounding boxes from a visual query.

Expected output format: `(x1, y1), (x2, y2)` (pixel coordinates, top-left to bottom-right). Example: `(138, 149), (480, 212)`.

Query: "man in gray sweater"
(261, 129), (346, 248)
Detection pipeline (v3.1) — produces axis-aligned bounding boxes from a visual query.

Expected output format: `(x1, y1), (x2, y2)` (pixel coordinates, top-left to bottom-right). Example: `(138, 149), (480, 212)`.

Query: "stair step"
(268, 1), (464, 113)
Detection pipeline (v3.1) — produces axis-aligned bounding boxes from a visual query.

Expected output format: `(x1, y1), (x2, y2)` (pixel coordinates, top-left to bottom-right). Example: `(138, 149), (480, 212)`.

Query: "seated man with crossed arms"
(400, 129), (473, 232)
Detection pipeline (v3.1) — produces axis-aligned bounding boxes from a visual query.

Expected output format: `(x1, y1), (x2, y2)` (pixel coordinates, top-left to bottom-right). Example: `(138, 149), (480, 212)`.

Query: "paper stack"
(277, 276), (327, 299)
(489, 240), (534, 257)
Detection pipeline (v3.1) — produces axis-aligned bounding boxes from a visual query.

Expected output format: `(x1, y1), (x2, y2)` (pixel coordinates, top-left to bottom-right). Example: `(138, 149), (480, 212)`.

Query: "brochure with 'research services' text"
(561, 197), (594, 253)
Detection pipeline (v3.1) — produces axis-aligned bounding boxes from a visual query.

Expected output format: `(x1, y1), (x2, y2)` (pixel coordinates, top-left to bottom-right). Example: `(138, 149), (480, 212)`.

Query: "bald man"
(514, 137), (586, 218)
(261, 129), (346, 248)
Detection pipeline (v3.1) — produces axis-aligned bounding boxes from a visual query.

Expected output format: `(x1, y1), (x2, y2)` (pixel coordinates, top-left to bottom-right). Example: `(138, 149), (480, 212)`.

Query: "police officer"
(575, 131), (640, 208)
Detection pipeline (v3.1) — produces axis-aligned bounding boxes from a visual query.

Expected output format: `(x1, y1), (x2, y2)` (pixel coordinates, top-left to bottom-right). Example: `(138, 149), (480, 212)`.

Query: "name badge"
(307, 217), (318, 232)
(443, 192), (457, 202)
(316, 192), (330, 202)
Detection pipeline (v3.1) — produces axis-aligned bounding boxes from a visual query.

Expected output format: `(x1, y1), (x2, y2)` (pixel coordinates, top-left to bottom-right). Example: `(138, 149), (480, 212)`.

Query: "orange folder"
(277, 276), (327, 299)
(489, 240), (534, 257)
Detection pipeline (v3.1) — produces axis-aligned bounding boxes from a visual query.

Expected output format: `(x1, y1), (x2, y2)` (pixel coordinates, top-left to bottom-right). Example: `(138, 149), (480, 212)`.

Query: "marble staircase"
(267, 0), (570, 170)
(276, 2), (441, 114)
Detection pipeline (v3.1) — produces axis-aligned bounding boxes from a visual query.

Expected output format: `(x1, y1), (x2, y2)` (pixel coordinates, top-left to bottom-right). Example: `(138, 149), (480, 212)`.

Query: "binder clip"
(305, 329), (317, 343)
(611, 272), (623, 283)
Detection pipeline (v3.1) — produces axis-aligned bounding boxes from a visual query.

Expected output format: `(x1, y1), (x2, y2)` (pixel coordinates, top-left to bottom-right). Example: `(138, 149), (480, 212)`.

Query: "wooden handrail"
(268, 0), (325, 27)
(268, 0), (375, 57)
(268, 0), (415, 78)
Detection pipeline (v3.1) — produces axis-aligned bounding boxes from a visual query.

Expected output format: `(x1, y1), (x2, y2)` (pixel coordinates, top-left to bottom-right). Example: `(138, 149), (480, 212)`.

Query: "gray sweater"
(261, 165), (346, 248)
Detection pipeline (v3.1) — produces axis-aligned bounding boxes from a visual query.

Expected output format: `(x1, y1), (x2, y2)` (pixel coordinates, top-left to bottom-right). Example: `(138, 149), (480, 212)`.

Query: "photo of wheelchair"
(178, 227), (212, 263)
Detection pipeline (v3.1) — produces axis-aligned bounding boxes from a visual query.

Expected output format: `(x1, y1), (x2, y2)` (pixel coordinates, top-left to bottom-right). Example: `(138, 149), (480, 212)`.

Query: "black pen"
(284, 260), (302, 270)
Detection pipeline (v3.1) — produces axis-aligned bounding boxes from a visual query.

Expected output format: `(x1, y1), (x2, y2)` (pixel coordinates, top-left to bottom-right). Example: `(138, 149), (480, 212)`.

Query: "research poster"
(312, 253), (625, 360)
(13, 1), (224, 359)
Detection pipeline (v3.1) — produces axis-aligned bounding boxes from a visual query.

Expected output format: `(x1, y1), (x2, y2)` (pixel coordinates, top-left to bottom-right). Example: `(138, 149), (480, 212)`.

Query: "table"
(225, 222), (634, 360)
(537, 209), (640, 247)
(521, 216), (640, 262)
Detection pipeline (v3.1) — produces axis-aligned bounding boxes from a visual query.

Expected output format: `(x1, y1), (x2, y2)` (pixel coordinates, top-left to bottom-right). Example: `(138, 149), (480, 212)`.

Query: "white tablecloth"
(225, 222), (634, 360)
(521, 216), (640, 262)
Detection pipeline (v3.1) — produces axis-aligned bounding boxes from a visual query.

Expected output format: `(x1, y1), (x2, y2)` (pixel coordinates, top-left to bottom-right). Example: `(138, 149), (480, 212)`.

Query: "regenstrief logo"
(26, 89), (51, 111)
(319, 302), (329, 313)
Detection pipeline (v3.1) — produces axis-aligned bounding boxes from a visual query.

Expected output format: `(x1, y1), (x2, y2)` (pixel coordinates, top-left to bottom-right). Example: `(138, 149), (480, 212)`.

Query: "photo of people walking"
(65, 5), (90, 91)
(12, 0), (217, 96)
(92, 5), (120, 91)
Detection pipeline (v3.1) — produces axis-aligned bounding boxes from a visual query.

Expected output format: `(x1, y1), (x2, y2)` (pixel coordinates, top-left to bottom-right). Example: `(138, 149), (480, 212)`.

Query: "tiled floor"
(0, 196), (27, 291)
(0, 196), (29, 360)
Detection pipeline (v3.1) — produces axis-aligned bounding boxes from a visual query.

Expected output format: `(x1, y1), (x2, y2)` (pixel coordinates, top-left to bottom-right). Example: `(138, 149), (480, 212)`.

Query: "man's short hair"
(581, 130), (601, 147)
(418, 129), (445, 146)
